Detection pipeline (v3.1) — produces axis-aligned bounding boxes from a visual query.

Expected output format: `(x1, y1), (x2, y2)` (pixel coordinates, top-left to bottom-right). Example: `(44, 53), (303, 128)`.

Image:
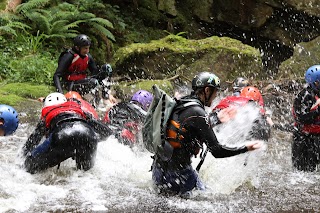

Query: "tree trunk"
(5, 0), (22, 12)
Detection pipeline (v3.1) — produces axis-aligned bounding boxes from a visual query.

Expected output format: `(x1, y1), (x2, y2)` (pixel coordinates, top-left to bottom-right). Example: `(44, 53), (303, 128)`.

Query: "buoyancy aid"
(66, 52), (89, 81)
(213, 96), (250, 110)
(166, 99), (202, 154)
(293, 95), (320, 134)
(41, 101), (87, 128)
(213, 96), (266, 115)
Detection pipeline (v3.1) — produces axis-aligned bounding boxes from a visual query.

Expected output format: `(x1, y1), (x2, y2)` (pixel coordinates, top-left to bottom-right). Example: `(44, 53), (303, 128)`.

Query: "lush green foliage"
(0, 36), (56, 84)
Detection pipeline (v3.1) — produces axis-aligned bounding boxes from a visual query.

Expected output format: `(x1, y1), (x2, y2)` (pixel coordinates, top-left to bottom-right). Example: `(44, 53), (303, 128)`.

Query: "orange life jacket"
(41, 101), (87, 128)
(66, 53), (89, 81)
(166, 99), (202, 155)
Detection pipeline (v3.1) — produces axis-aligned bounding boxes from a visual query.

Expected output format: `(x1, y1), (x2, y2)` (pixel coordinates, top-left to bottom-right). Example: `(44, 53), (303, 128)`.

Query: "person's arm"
(294, 88), (320, 124)
(184, 106), (249, 158)
(53, 53), (73, 93)
(85, 113), (113, 139)
(22, 120), (46, 156)
(87, 53), (99, 76)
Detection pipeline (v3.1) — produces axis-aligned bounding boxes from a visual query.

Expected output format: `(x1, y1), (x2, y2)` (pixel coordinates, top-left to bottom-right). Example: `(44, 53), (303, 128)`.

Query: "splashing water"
(0, 108), (320, 212)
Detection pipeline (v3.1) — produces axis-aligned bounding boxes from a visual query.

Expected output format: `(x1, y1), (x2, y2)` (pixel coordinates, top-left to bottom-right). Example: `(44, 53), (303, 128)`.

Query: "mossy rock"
(113, 79), (173, 100)
(0, 83), (55, 106)
(0, 83), (56, 124)
(113, 34), (264, 84)
(278, 36), (320, 81)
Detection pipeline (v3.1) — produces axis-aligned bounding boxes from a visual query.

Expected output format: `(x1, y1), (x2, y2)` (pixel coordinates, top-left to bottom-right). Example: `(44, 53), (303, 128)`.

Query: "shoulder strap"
(173, 98), (202, 114)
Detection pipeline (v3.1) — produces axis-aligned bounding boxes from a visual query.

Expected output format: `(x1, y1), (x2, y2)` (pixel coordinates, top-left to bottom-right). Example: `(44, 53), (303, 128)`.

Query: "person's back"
(23, 93), (99, 173)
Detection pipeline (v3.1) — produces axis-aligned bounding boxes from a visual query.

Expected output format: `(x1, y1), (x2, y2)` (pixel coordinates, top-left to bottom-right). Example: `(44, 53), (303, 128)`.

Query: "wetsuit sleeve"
(293, 88), (320, 124)
(208, 111), (222, 126)
(53, 53), (73, 93)
(87, 53), (99, 76)
(185, 106), (248, 158)
(22, 120), (46, 156)
(86, 118), (113, 139)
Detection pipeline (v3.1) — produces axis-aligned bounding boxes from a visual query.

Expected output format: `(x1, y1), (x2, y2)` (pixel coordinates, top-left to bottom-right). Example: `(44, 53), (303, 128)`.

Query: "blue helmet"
(0, 105), (19, 136)
(305, 65), (320, 90)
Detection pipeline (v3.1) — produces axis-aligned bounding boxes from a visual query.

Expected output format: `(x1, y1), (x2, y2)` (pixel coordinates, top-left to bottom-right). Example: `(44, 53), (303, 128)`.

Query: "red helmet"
(240, 86), (262, 102)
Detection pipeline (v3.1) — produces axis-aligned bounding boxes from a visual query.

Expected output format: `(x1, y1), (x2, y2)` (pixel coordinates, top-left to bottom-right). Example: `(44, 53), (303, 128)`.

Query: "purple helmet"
(131, 90), (153, 111)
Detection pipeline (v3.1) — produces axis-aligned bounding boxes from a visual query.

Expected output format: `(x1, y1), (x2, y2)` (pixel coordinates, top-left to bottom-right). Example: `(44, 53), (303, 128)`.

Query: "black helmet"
(192, 72), (221, 90)
(233, 77), (249, 90)
(73, 34), (91, 47)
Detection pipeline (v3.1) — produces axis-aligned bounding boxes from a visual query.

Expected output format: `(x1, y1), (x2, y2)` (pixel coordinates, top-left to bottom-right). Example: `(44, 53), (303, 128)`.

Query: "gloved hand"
(100, 63), (112, 77)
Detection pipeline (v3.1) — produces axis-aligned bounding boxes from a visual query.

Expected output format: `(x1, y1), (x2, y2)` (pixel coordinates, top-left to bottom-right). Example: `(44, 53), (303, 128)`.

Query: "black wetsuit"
(292, 85), (320, 171)
(104, 101), (146, 145)
(152, 95), (248, 194)
(23, 112), (112, 174)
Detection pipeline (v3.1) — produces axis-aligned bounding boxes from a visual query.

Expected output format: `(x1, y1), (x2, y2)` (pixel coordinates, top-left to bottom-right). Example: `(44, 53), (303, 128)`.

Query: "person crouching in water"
(0, 104), (19, 136)
(210, 86), (272, 141)
(22, 92), (111, 174)
(103, 90), (153, 146)
(152, 72), (263, 198)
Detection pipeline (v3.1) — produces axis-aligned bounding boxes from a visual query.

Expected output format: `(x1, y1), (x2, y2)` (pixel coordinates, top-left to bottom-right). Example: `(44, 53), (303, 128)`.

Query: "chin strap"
(204, 88), (214, 106)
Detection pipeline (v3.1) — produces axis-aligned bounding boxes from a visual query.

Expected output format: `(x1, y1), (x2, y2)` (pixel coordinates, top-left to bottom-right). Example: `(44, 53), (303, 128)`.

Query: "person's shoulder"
(295, 86), (312, 98)
(87, 53), (95, 60)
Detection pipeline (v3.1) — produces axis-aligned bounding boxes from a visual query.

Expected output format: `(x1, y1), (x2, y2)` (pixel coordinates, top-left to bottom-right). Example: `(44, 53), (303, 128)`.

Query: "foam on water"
(0, 105), (319, 211)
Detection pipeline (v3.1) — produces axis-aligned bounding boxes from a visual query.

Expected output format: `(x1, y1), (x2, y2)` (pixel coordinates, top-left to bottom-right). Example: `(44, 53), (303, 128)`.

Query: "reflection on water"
(0, 110), (320, 212)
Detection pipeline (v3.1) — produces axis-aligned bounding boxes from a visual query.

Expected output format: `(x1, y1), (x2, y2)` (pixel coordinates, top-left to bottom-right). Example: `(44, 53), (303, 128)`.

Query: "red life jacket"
(293, 95), (320, 134)
(213, 96), (266, 115)
(78, 99), (98, 119)
(213, 96), (250, 110)
(66, 53), (89, 81)
(41, 101), (87, 128)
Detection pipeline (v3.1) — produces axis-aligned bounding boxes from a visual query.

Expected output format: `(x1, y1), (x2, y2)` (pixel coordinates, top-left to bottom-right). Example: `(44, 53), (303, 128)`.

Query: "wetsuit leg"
(292, 132), (320, 172)
(152, 160), (202, 196)
(24, 121), (97, 173)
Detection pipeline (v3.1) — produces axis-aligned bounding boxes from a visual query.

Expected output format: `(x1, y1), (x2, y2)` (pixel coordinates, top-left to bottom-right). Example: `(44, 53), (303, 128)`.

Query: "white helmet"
(43, 92), (67, 107)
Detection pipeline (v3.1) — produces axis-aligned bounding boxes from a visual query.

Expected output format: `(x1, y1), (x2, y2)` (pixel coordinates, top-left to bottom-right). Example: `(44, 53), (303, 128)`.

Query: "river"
(0, 93), (319, 213)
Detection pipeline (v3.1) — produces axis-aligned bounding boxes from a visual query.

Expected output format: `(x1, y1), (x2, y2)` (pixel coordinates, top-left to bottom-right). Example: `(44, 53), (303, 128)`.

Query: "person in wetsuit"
(103, 90), (153, 146)
(53, 34), (116, 106)
(152, 72), (263, 197)
(22, 92), (112, 174)
(292, 64), (320, 172)
(210, 86), (271, 141)
(232, 77), (249, 96)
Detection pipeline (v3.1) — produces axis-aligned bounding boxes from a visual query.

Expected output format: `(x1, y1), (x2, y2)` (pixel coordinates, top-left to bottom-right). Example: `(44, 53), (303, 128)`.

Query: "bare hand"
(217, 107), (237, 123)
(311, 98), (320, 110)
(245, 140), (264, 151)
(108, 94), (118, 104)
(266, 116), (274, 126)
(38, 97), (45, 103)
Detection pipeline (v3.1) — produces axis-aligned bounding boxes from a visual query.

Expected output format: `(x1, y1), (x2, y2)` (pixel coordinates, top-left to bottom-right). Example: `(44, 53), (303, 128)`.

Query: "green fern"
(0, 25), (17, 36)
(89, 22), (115, 41)
(16, 0), (50, 14)
(89, 17), (114, 29)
